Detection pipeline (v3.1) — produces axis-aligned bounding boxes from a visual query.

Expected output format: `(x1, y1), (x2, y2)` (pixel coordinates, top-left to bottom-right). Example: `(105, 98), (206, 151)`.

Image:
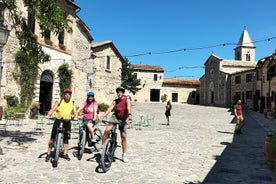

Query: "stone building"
(200, 29), (257, 107)
(255, 53), (276, 114)
(90, 41), (124, 105)
(131, 64), (200, 104)
(229, 69), (255, 108)
(0, 0), (93, 114)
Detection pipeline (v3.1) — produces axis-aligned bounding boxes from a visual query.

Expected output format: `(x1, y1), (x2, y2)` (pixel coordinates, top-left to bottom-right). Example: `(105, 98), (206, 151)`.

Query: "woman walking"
(165, 101), (172, 125)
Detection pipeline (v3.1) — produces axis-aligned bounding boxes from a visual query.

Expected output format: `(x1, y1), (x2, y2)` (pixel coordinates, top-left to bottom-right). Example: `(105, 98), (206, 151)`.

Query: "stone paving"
(0, 102), (276, 184)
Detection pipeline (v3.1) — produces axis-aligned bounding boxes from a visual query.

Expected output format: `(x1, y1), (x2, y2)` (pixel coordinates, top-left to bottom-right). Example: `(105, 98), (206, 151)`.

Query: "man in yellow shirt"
(45, 88), (78, 162)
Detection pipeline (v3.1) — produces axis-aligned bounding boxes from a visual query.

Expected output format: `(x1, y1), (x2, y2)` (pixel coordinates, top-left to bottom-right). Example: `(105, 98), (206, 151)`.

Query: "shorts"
(108, 114), (128, 132)
(236, 115), (244, 124)
(50, 119), (71, 140)
(82, 119), (96, 126)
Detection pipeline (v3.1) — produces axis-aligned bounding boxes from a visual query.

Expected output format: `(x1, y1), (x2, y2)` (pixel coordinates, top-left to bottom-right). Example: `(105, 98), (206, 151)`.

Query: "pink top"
(83, 101), (98, 120)
(235, 104), (242, 116)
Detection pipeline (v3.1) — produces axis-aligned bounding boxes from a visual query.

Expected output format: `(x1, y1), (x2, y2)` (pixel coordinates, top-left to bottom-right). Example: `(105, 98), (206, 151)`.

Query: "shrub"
(98, 103), (109, 112)
(5, 95), (19, 107)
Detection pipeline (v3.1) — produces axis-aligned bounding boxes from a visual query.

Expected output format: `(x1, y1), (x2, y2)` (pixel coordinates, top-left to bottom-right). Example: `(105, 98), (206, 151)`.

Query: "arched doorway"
(39, 71), (53, 115)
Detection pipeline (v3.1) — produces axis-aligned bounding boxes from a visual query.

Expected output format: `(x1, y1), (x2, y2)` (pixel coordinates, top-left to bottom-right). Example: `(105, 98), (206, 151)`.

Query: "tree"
(1, 0), (71, 108)
(121, 57), (141, 95)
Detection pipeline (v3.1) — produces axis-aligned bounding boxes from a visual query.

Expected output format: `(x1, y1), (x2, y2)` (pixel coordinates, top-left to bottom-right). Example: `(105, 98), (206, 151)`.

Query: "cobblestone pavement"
(0, 102), (276, 184)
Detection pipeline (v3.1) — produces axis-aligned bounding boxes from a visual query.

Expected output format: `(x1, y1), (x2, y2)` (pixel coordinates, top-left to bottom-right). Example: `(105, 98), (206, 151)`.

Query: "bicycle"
(77, 119), (102, 160)
(100, 120), (119, 172)
(51, 118), (74, 168)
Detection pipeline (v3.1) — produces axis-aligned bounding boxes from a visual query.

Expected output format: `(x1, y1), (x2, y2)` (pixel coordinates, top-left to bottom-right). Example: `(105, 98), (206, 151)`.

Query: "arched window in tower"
(236, 51), (241, 60)
(246, 52), (251, 61)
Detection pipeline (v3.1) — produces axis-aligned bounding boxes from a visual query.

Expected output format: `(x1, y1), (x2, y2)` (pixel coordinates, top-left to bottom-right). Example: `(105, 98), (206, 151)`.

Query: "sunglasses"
(64, 93), (71, 96)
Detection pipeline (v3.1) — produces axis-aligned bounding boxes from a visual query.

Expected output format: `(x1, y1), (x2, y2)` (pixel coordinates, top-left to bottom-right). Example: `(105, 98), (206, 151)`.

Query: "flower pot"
(265, 135), (276, 169)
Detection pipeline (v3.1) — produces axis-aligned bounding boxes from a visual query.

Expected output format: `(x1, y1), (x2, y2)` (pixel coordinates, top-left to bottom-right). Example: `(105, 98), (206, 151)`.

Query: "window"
(58, 30), (64, 45)
(43, 30), (51, 39)
(0, 3), (3, 24)
(172, 93), (178, 102)
(106, 56), (110, 70)
(246, 91), (252, 100)
(211, 69), (214, 75)
(236, 51), (241, 60)
(235, 76), (241, 84)
(154, 74), (157, 81)
(133, 73), (137, 79)
(27, 12), (35, 34)
(246, 52), (251, 61)
(246, 73), (252, 82)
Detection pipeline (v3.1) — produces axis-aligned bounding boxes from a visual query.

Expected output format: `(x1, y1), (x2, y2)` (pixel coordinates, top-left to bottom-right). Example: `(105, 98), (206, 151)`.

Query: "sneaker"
(92, 138), (97, 143)
(63, 154), (70, 160)
(122, 153), (128, 163)
(45, 154), (51, 162)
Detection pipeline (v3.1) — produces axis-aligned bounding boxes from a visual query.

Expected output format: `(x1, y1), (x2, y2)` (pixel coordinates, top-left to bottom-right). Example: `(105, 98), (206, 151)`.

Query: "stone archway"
(39, 71), (54, 115)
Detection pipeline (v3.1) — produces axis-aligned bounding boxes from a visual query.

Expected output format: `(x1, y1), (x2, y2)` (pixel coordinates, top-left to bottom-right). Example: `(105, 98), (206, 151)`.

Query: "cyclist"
(45, 88), (78, 162)
(99, 86), (132, 163)
(76, 91), (99, 146)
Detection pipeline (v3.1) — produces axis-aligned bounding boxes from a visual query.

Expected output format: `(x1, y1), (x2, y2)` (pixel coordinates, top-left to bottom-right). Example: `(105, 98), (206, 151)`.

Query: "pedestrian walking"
(234, 99), (245, 135)
(165, 101), (172, 125)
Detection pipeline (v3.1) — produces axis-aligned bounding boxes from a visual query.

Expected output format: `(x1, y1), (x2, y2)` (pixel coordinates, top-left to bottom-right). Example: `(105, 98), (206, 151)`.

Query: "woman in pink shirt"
(234, 100), (245, 135)
(77, 91), (98, 145)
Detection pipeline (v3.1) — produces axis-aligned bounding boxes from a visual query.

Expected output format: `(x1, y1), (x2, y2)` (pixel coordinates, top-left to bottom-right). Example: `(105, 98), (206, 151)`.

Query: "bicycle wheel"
(100, 138), (114, 172)
(94, 127), (102, 143)
(77, 129), (86, 160)
(52, 133), (62, 167)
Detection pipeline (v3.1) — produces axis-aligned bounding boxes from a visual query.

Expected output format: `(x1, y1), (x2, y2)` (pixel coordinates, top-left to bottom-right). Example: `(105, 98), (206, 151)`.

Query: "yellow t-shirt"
(55, 99), (74, 120)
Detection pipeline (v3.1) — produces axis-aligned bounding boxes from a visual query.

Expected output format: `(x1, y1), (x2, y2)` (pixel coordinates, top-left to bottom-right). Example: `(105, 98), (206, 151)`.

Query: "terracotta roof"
(163, 78), (200, 86)
(131, 64), (164, 72)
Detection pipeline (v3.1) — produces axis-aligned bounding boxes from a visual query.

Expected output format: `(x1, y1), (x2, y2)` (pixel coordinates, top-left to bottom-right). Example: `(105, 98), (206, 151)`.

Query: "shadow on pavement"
(0, 130), (43, 146)
(200, 109), (276, 184)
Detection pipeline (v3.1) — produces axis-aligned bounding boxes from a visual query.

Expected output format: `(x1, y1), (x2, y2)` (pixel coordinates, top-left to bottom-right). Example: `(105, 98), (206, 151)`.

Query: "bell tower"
(234, 28), (256, 61)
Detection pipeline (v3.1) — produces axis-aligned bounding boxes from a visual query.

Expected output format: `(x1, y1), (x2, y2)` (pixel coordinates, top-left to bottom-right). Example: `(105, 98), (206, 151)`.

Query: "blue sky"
(75, 0), (276, 79)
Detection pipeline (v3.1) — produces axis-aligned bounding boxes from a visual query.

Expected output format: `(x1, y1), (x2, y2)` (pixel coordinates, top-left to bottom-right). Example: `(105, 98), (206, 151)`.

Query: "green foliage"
(98, 103), (109, 112)
(271, 133), (276, 151)
(161, 94), (168, 103)
(58, 63), (72, 97)
(5, 95), (19, 107)
(4, 106), (25, 116)
(121, 57), (141, 94)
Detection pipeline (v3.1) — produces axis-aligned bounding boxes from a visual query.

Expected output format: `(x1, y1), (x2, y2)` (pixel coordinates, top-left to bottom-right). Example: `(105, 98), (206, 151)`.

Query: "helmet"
(116, 86), (125, 93)
(87, 91), (95, 96)
(64, 88), (72, 93)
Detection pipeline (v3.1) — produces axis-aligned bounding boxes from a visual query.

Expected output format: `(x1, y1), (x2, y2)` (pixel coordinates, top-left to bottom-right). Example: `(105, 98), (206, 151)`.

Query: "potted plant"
(30, 102), (40, 119)
(265, 131), (276, 170)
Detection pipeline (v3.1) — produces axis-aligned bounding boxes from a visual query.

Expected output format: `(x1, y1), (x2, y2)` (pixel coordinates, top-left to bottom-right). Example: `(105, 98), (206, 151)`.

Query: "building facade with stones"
(200, 29), (257, 107)
(131, 64), (200, 104)
(229, 69), (256, 108)
(1, 0), (94, 114)
(255, 53), (276, 115)
(90, 41), (123, 105)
